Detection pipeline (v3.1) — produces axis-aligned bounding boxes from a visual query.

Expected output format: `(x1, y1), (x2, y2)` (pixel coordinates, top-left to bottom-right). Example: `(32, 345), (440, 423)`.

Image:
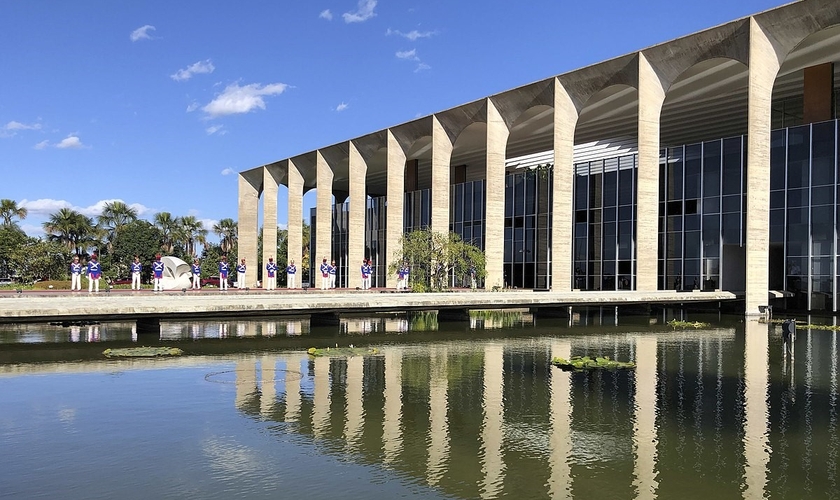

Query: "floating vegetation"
(667, 319), (711, 329)
(766, 319), (840, 331)
(103, 347), (183, 358)
(307, 346), (380, 357)
(551, 355), (635, 371)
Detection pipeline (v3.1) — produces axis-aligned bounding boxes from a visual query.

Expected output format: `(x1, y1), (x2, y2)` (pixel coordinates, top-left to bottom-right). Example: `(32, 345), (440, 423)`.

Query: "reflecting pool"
(0, 311), (838, 499)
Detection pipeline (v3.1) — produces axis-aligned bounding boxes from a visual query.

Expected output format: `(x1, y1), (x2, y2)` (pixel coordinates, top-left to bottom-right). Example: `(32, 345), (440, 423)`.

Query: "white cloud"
(396, 49), (419, 61)
(386, 28), (436, 41)
(206, 125), (226, 135)
(202, 82), (289, 118)
(20, 224), (45, 237)
(221, 168), (235, 176)
(186, 101), (200, 113)
(56, 135), (86, 149)
(319, 9), (333, 20)
(20, 198), (153, 218)
(335, 102), (349, 112)
(171, 59), (215, 82)
(4, 121), (42, 131)
(414, 63), (431, 73)
(33, 140), (50, 150)
(343, 0), (377, 23)
(130, 25), (156, 42)
(198, 218), (218, 232)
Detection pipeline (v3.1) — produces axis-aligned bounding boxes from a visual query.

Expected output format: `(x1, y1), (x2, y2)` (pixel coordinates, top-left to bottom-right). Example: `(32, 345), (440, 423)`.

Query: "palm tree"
(154, 212), (178, 253)
(43, 208), (95, 256)
(98, 201), (138, 257)
(213, 218), (238, 253)
(179, 216), (208, 257)
(0, 199), (28, 227)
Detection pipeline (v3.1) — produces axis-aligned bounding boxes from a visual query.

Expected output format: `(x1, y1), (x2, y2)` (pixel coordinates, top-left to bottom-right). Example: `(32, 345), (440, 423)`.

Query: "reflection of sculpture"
(159, 256), (193, 290)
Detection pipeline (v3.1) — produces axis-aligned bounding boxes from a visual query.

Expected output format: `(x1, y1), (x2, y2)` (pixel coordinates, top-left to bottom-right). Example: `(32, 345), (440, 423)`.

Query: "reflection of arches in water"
(205, 368), (303, 385)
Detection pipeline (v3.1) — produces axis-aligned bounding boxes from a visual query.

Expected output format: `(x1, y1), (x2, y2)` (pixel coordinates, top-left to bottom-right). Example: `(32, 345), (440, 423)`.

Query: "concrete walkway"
(0, 288), (737, 323)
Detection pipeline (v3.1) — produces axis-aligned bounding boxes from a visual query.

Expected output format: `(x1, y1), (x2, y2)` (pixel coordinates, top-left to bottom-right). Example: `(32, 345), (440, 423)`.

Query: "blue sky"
(1, 0), (785, 240)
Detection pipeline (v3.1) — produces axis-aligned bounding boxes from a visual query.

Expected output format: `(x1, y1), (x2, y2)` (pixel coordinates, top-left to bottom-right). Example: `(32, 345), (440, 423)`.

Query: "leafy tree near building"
(388, 229), (485, 292)
(9, 239), (70, 282)
(111, 220), (163, 281)
(213, 218), (238, 254)
(0, 225), (27, 277)
(42, 208), (96, 257)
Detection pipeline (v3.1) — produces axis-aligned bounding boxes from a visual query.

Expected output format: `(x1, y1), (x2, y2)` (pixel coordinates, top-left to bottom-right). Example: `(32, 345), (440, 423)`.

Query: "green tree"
(178, 215), (208, 258)
(10, 239), (71, 282)
(0, 225), (27, 277)
(213, 218), (238, 253)
(0, 199), (27, 227)
(153, 212), (178, 253)
(388, 229), (485, 292)
(111, 220), (163, 281)
(97, 201), (138, 246)
(43, 208), (96, 256)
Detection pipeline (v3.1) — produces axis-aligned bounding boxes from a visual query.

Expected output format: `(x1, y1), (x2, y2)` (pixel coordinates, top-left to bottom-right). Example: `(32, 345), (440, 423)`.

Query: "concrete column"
(745, 18), (781, 315)
(548, 340), (572, 500)
(345, 355), (364, 451)
(386, 131), (407, 288)
(234, 358), (258, 410)
(427, 346), (450, 486)
(287, 160), (304, 286)
(633, 336), (659, 500)
(284, 355), (303, 422)
(480, 343), (505, 499)
(743, 320), (770, 499)
(431, 116), (453, 236)
(383, 348), (403, 466)
(313, 355), (331, 438)
(238, 171), (261, 289)
(485, 100), (509, 290)
(262, 166), (280, 281)
(552, 79), (578, 291)
(636, 54), (665, 291)
(349, 142), (367, 289)
(316, 151), (334, 267)
(260, 356), (277, 418)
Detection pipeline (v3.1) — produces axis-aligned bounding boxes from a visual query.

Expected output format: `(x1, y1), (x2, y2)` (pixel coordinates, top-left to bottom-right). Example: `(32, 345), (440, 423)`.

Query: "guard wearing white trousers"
(286, 260), (297, 289)
(320, 258), (330, 290)
(191, 259), (201, 289)
(219, 256), (230, 291)
(329, 260), (337, 289)
(70, 256), (83, 291)
(236, 258), (247, 289)
(130, 256), (142, 290)
(87, 254), (101, 293)
(265, 257), (278, 291)
(152, 254), (165, 292)
(361, 260), (372, 290)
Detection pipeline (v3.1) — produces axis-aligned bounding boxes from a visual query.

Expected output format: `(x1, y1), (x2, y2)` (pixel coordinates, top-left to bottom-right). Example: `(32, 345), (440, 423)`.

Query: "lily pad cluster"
(307, 346), (380, 357)
(667, 319), (711, 329)
(103, 347), (184, 358)
(551, 355), (635, 371)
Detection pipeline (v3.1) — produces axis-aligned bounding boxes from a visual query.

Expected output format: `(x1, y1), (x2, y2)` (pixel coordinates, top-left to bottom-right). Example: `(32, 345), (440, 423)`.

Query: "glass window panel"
(666, 233), (682, 259)
(618, 169), (634, 206)
(770, 190), (786, 209)
(464, 182), (473, 221)
(787, 188), (809, 208)
(454, 184), (463, 222)
(685, 232), (701, 259)
(786, 224), (808, 256)
(668, 147), (684, 200)
(722, 195), (741, 213)
(525, 173), (536, 215)
(575, 174), (587, 211)
(787, 256), (807, 276)
(722, 137), (743, 195)
(770, 129), (787, 191)
(787, 207), (808, 225)
(684, 214), (700, 231)
(787, 125), (810, 189)
(618, 206), (634, 221)
(604, 207), (617, 222)
(722, 213), (741, 245)
(685, 144), (702, 199)
(704, 259), (720, 275)
(813, 185), (834, 206)
(505, 176), (514, 217)
(604, 171), (617, 207)
(812, 257), (833, 276)
(589, 173), (603, 209)
(703, 140), (722, 197)
(703, 197), (720, 214)
(618, 222), (633, 260)
(811, 121), (836, 187)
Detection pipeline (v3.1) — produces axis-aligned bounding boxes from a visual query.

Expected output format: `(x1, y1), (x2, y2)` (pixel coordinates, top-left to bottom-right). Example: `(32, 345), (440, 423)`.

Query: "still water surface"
(0, 311), (838, 499)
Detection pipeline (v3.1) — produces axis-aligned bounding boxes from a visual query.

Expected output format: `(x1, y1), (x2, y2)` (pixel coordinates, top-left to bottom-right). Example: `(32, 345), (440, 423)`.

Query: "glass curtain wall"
(365, 196), (387, 287)
(451, 179), (485, 288)
(404, 189), (431, 233)
(659, 137), (745, 292)
(770, 120), (838, 312)
(572, 156), (637, 291)
(503, 168), (553, 289)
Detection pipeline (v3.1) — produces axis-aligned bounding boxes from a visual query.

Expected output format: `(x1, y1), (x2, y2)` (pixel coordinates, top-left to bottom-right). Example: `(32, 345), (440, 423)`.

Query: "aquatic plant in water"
(103, 347), (183, 357)
(307, 346), (380, 357)
(551, 355), (635, 371)
(667, 319), (711, 329)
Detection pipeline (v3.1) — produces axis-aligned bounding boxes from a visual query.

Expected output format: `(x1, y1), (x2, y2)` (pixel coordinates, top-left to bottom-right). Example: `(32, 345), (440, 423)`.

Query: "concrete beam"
(316, 151), (334, 271)
(238, 170), (262, 289)
(431, 116), (453, 236)
(552, 79), (578, 291)
(263, 164), (283, 282)
(287, 159), (304, 287)
(485, 99), (509, 290)
(386, 131), (407, 288)
(348, 142), (367, 289)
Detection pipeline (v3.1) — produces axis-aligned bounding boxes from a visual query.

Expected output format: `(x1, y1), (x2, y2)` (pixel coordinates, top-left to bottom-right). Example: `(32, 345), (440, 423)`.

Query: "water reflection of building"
(228, 326), (840, 499)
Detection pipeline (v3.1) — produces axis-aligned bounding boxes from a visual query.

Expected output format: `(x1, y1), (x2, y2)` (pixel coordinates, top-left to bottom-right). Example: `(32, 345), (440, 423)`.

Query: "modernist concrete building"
(238, 0), (840, 315)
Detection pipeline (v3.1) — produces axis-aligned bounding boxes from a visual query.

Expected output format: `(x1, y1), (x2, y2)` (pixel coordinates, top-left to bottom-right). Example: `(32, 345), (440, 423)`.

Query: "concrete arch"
(575, 83), (639, 144)
(505, 104), (554, 158)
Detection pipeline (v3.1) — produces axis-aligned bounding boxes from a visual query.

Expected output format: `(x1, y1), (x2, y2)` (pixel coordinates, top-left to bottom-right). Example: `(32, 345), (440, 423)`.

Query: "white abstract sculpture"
(160, 256), (193, 290)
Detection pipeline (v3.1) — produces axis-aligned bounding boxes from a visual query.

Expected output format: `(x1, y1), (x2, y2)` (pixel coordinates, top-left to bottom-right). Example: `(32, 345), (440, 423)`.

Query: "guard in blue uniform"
(286, 260), (297, 289)
(219, 256), (230, 290)
(152, 254), (165, 292)
(320, 257), (330, 290)
(130, 255), (143, 290)
(236, 258), (247, 289)
(191, 259), (201, 289)
(70, 255), (83, 291)
(329, 260), (337, 289)
(87, 254), (102, 293)
(361, 259), (372, 290)
(265, 257), (278, 290)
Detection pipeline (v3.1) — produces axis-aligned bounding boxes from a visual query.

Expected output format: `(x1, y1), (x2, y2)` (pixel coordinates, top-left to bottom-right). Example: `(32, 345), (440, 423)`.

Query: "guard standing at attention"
(70, 255), (83, 291)
(152, 254), (165, 292)
(265, 257), (278, 291)
(191, 259), (201, 289)
(286, 260), (297, 289)
(320, 257), (330, 290)
(87, 254), (102, 293)
(361, 259), (372, 290)
(219, 256), (230, 291)
(236, 258), (247, 289)
(329, 260), (337, 289)
(130, 255), (143, 290)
